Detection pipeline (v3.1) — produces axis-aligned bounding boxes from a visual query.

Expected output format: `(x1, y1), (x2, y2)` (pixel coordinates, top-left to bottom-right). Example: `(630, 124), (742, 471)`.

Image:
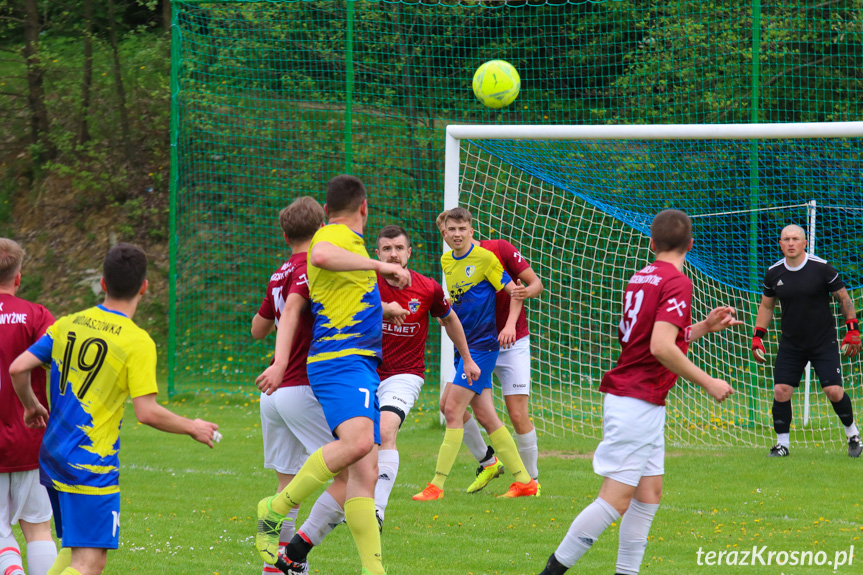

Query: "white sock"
(776, 432), (790, 448)
(845, 423), (859, 438)
(616, 499), (660, 575)
(281, 507), (299, 545)
(0, 536), (24, 575)
(298, 490), (345, 546)
(462, 415), (490, 464)
(374, 449), (399, 520)
(516, 429), (539, 480)
(26, 540), (57, 575)
(554, 497), (620, 568)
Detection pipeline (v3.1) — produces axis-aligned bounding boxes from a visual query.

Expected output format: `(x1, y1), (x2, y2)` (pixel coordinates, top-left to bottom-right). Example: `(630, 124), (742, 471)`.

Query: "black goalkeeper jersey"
(762, 254), (845, 349)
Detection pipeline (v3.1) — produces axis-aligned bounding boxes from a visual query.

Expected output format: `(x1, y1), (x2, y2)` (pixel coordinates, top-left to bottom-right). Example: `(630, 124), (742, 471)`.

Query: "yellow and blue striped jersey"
(307, 223), (383, 364)
(28, 305), (158, 494)
(441, 244), (511, 351)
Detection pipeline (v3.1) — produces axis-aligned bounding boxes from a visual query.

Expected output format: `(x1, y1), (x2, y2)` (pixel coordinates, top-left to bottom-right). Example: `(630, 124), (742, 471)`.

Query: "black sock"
(484, 445), (495, 461)
(284, 533), (313, 563)
(772, 399), (792, 434)
(831, 392), (855, 428)
(539, 553), (568, 575)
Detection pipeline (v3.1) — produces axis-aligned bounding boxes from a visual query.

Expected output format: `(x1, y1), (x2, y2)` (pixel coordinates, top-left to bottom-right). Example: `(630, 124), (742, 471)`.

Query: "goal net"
(444, 123), (863, 448)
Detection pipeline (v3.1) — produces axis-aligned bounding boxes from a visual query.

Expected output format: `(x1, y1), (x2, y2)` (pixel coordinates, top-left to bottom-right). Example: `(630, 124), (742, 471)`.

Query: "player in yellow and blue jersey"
(10, 244), (219, 575)
(413, 207), (539, 501)
(255, 175), (410, 575)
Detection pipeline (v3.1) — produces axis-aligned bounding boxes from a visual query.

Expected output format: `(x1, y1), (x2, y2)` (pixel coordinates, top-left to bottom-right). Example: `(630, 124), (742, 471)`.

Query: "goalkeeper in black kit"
(751, 224), (862, 458)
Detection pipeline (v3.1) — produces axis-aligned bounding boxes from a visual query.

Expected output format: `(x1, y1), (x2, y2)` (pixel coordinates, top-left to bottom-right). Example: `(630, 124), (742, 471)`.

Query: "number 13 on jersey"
(620, 290), (644, 343)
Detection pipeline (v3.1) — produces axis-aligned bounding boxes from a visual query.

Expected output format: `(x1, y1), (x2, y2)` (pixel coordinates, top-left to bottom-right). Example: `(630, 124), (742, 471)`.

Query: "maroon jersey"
(0, 294), (54, 472)
(599, 260), (693, 406)
(257, 252), (312, 388)
(480, 239), (531, 340)
(378, 269), (450, 380)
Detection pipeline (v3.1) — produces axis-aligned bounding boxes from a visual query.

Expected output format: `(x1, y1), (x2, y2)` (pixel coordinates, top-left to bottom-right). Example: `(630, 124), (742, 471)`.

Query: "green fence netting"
(169, 0), (863, 420)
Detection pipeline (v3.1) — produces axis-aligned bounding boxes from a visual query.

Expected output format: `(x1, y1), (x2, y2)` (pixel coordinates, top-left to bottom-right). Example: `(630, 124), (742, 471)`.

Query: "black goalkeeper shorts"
(774, 338), (843, 388)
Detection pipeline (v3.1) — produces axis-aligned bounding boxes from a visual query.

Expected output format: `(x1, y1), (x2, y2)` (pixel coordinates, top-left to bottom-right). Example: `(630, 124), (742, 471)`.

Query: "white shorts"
(378, 374), (423, 422)
(494, 336), (531, 396)
(0, 469), (53, 538)
(260, 386), (334, 475)
(593, 393), (665, 487)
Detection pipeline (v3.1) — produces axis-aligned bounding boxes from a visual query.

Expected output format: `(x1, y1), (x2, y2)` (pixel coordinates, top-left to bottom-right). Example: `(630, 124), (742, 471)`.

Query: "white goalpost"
(440, 122), (863, 448)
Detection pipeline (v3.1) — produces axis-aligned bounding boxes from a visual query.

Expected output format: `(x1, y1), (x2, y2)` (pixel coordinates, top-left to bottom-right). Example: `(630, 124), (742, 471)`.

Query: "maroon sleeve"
(499, 240), (531, 279)
(257, 280), (276, 320)
(286, 266), (310, 300)
(429, 279), (451, 318)
(654, 275), (693, 329)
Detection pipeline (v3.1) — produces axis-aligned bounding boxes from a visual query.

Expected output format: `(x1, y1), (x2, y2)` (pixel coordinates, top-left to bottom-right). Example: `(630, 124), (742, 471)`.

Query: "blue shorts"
(308, 355), (381, 444)
(55, 491), (121, 549)
(452, 349), (500, 393)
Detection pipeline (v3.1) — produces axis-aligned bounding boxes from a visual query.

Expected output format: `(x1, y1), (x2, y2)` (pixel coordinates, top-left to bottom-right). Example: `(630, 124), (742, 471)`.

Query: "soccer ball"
(472, 60), (520, 109)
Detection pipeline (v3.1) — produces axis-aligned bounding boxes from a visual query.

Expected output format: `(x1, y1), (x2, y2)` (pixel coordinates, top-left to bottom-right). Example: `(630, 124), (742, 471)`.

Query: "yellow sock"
(60, 569), (82, 575)
(272, 448), (336, 514)
(47, 548), (72, 575)
(345, 497), (384, 575)
(489, 427), (530, 483)
(431, 427), (464, 489)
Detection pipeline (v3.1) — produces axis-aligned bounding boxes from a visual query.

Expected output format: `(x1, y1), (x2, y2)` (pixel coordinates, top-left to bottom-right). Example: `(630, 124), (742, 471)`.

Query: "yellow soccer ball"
(472, 60), (520, 109)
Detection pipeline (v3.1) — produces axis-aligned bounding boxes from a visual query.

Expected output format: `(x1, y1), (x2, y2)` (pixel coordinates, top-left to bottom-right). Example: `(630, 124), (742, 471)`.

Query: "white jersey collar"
(783, 252), (809, 272)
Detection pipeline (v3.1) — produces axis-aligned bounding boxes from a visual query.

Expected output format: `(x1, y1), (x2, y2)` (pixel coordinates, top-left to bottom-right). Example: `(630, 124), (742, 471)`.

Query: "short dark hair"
(0, 238), (24, 284)
(103, 243), (147, 300)
(325, 174), (367, 215)
(650, 209), (692, 253)
(444, 207), (472, 227)
(279, 196), (325, 241)
(377, 224), (411, 248)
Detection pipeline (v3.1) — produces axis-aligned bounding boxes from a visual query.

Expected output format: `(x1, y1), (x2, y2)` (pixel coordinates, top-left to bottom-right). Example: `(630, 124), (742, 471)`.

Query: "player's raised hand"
(704, 378), (733, 403)
(462, 357), (481, 386)
(255, 364), (286, 395)
(498, 325), (517, 349)
(383, 301), (409, 327)
(511, 279), (527, 301)
(190, 419), (220, 448)
(379, 262), (411, 289)
(23, 402), (49, 429)
(705, 306), (743, 332)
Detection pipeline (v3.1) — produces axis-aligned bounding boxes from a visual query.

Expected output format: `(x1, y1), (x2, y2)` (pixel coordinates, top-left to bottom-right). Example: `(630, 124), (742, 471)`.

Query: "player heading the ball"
(255, 175), (410, 575)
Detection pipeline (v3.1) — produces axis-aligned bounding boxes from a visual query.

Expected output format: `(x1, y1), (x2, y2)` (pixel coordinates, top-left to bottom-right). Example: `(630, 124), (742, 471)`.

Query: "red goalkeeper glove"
(841, 319), (861, 357)
(752, 328), (767, 363)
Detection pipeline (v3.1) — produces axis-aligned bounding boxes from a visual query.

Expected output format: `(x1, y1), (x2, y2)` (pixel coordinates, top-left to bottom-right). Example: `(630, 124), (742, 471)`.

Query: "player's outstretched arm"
(440, 309), (480, 385)
(132, 394), (220, 448)
(255, 293), (307, 395)
(499, 280), (524, 349)
(650, 321), (733, 403)
(10, 351), (49, 428)
(310, 241), (411, 288)
(687, 305), (743, 342)
(831, 288), (861, 357)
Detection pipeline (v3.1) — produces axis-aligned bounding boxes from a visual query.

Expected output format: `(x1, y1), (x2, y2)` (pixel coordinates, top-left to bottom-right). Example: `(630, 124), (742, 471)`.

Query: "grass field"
(14, 391), (863, 575)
